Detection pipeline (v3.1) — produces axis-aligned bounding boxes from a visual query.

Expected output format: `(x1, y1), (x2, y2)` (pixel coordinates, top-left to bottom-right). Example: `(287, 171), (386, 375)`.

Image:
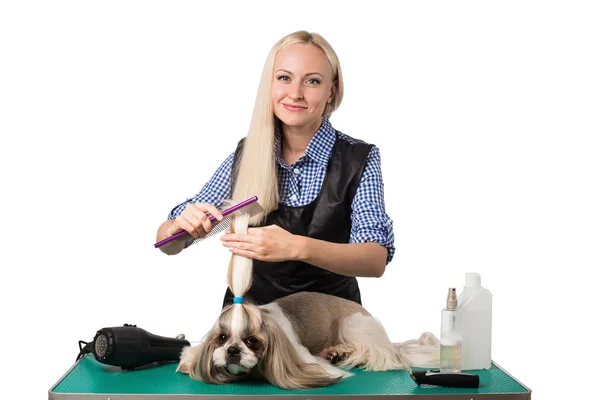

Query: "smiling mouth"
(283, 103), (307, 111)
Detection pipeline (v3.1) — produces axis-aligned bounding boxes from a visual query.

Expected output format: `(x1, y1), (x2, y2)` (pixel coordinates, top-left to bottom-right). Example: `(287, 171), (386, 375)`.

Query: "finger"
(166, 223), (185, 237)
(199, 213), (214, 234)
(220, 233), (237, 242)
(227, 246), (262, 260)
(193, 203), (224, 222)
(181, 211), (209, 238)
(184, 207), (213, 234)
(220, 233), (236, 242)
(176, 216), (202, 239)
(254, 224), (278, 231)
(222, 241), (253, 251)
(221, 233), (255, 243)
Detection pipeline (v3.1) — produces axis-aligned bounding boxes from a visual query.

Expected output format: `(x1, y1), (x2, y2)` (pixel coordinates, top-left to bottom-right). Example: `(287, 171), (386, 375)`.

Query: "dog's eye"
(218, 334), (227, 345)
(245, 336), (257, 345)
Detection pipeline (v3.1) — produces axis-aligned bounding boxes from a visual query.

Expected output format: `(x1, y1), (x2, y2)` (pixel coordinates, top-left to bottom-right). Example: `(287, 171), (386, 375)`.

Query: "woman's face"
(271, 43), (335, 132)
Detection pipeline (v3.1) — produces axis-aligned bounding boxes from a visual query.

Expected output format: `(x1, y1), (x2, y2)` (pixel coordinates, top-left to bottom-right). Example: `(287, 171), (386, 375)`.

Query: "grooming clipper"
(410, 369), (480, 388)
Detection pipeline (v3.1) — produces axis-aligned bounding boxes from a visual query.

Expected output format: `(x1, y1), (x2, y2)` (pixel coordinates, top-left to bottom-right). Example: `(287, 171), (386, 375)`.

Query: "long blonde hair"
(231, 30), (344, 224)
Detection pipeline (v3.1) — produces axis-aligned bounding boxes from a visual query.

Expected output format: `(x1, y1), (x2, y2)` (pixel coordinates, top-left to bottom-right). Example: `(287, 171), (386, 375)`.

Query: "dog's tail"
(394, 332), (440, 368)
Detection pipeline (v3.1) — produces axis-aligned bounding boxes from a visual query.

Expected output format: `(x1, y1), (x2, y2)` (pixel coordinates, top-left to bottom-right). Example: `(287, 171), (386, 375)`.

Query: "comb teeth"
(180, 215), (234, 249)
(154, 198), (264, 251)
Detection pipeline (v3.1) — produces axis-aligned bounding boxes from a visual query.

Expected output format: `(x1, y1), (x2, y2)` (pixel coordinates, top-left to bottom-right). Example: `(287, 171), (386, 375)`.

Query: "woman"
(156, 30), (395, 307)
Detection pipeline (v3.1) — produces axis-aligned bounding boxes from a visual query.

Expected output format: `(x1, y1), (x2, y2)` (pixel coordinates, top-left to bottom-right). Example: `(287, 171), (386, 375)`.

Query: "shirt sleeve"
(167, 152), (235, 219)
(349, 145), (396, 264)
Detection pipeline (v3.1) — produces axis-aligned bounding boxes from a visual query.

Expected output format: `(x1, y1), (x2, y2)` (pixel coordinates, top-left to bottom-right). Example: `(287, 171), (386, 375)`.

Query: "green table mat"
(50, 354), (531, 399)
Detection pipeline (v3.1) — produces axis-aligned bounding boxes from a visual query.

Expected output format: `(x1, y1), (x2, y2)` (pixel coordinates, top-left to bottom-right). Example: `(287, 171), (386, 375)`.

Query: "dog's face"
(191, 304), (267, 383)
(211, 310), (266, 375)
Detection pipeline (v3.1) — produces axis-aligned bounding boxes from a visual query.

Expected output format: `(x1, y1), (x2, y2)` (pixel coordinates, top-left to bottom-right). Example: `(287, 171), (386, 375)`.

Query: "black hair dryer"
(77, 324), (190, 370)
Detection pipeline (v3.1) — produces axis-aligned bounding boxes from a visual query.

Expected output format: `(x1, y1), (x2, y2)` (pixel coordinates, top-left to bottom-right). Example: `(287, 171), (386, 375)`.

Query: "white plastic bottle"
(457, 273), (493, 370)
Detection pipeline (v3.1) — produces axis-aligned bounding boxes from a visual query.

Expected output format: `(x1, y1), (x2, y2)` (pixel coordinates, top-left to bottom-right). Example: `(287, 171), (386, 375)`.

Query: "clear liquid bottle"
(440, 288), (462, 372)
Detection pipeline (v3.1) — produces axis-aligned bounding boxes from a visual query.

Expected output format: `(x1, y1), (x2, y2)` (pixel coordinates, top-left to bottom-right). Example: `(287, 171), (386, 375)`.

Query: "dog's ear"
(258, 313), (342, 390)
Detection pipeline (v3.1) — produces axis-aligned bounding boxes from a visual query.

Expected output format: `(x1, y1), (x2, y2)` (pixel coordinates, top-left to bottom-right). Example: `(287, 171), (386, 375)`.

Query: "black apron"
(222, 131), (373, 307)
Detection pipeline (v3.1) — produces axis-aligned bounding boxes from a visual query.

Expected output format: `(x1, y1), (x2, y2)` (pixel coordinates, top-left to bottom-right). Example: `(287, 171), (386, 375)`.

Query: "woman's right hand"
(166, 203), (225, 239)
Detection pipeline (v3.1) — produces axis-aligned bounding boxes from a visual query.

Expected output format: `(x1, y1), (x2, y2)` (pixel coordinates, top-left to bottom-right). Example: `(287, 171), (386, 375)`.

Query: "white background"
(1, 1), (598, 399)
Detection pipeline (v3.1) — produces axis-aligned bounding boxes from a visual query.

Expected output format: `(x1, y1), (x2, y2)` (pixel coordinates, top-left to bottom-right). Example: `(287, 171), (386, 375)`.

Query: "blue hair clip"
(233, 296), (244, 304)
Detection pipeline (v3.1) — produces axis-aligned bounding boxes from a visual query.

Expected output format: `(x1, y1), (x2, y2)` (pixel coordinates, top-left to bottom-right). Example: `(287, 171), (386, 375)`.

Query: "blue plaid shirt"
(168, 117), (395, 264)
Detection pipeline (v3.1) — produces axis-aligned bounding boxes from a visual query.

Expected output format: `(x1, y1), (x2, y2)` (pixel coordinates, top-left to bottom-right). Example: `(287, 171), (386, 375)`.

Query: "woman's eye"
(307, 78), (320, 84)
(218, 334), (227, 344)
(277, 75), (290, 81)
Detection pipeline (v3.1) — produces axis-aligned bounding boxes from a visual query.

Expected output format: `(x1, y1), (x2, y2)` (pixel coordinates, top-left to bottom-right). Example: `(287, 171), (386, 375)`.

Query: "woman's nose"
(289, 83), (304, 100)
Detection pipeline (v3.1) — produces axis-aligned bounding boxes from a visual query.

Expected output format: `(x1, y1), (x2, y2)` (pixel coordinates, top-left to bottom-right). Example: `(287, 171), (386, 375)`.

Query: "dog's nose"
(227, 346), (241, 356)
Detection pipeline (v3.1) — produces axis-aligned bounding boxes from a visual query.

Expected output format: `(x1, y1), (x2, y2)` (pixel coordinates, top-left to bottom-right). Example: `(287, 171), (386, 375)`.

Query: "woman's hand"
(219, 224), (387, 277)
(166, 203), (224, 239)
(220, 225), (302, 262)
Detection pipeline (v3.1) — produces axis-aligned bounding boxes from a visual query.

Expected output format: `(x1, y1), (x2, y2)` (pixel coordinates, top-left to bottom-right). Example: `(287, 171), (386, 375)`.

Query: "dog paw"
(320, 346), (347, 365)
(320, 347), (336, 360)
(176, 360), (191, 374)
(176, 346), (197, 375)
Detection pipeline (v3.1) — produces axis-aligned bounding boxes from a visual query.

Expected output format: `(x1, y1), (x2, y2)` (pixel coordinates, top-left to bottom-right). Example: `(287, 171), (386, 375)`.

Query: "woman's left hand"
(220, 225), (302, 262)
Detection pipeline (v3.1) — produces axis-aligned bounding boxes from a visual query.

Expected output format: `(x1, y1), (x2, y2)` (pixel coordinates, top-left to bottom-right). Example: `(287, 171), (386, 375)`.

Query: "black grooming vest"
(222, 131), (373, 308)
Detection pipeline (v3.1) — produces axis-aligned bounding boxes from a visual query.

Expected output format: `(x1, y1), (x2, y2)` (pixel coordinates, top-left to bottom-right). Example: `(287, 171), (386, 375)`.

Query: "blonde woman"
(156, 31), (395, 308)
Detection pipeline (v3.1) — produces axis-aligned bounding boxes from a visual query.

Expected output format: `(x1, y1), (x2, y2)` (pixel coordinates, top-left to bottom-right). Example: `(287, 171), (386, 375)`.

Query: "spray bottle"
(440, 288), (462, 372)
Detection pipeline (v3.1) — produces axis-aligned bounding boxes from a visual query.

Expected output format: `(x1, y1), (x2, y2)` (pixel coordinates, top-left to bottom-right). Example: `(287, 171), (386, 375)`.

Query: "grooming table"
(49, 354), (531, 399)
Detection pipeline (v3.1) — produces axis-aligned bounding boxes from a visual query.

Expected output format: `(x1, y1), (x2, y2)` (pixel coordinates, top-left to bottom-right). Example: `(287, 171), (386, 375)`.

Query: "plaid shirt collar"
(274, 117), (336, 168)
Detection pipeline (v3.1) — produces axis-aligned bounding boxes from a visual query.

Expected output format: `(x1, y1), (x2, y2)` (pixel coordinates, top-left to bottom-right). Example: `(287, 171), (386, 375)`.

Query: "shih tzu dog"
(176, 291), (439, 390)
(175, 212), (439, 390)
